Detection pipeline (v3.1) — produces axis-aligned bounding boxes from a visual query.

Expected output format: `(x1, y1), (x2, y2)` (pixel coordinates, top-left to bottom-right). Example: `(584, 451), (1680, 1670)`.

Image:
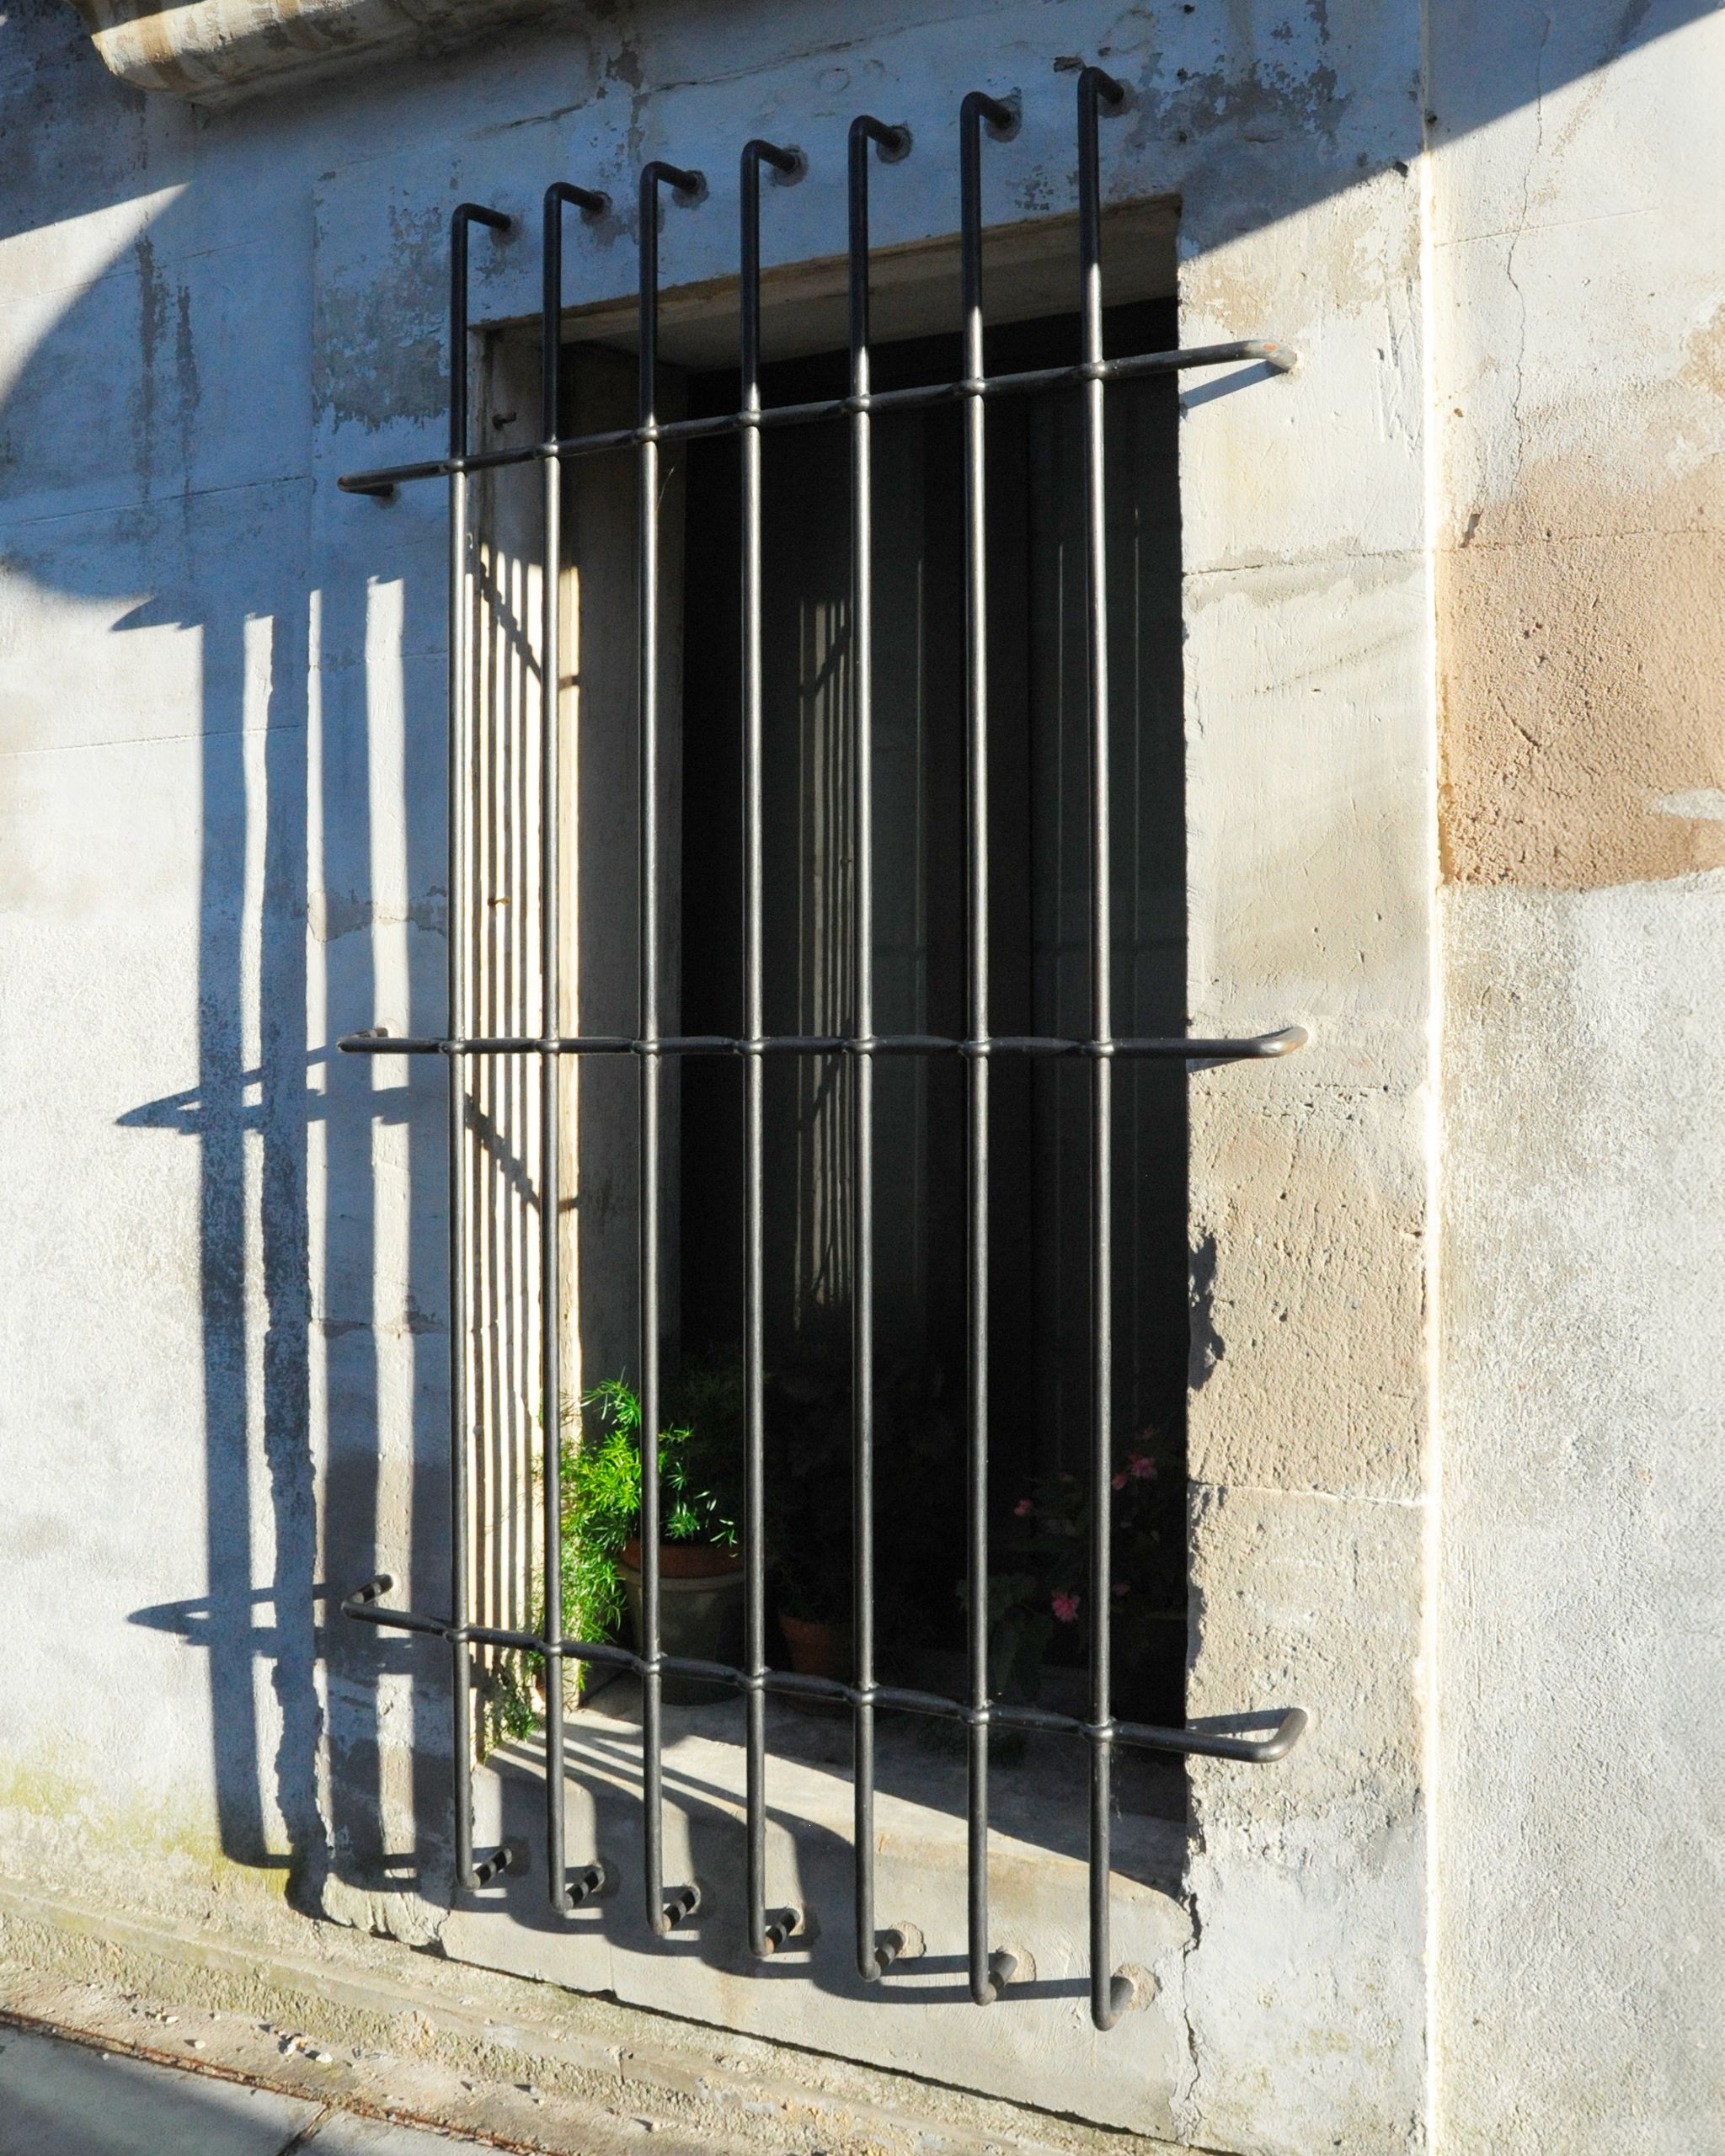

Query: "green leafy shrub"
(551, 1371), (742, 1700)
(482, 1369), (746, 1738)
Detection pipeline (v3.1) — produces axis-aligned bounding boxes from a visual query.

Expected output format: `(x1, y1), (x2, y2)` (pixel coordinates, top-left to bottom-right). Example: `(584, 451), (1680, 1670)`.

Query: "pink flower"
(1051, 1590), (1080, 1624)
(1112, 1582), (1130, 1598)
(1013, 1497), (1033, 1518)
(1128, 1453), (1156, 1481)
(1111, 1471), (1127, 1490)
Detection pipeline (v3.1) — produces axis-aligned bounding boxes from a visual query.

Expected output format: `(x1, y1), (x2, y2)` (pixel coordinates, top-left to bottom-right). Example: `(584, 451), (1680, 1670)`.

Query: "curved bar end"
(745, 137), (806, 184)
(545, 180), (610, 221)
(1091, 1967), (1140, 2032)
(1257, 1024), (1310, 1056)
(961, 88), (1020, 141)
(1077, 62), (1129, 113)
(852, 114), (912, 162)
(453, 201), (514, 237)
(1248, 1706), (1310, 1762)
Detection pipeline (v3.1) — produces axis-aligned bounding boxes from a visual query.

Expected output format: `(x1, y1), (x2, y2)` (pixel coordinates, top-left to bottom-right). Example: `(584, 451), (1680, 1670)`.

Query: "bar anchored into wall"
(338, 67), (1309, 2035)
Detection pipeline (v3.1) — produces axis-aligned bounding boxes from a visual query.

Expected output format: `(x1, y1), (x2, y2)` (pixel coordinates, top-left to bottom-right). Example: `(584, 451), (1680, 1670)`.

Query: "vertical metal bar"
(541, 181), (609, 1916)
(638, 157), (704, 1937)
(1076, 65), (1136, 2033)
(446, 200), (513, 1894)
(740, 135), (804, 1964)
(958, 87), (1018, 2010)
(846, 110), (910, 1986)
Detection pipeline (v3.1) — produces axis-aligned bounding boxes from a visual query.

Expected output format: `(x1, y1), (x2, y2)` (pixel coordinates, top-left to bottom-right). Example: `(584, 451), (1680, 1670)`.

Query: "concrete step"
(0, 1880), (1177, 2156)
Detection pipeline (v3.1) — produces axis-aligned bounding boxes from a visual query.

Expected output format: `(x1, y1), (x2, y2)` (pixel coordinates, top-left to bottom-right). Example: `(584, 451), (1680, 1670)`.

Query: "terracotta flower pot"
(621, 1537), (744, 1581)
(776, 1610), (853, 1713)
(618, 1540), (744, 1705)
(777, 1610), (854, 1681)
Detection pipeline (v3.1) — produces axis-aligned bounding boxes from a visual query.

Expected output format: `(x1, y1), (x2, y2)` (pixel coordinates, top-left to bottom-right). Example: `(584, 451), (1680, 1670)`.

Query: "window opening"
(338, 69), (1307, 2035)
(676, 292), (1189, 1711)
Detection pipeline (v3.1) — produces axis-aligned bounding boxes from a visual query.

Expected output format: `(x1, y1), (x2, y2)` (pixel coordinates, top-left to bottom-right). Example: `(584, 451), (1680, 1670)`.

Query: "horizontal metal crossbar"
(343, 1577), (1307, 1764)
(336, 339), (1296, 498)
(338, 1026), (1309, 1061)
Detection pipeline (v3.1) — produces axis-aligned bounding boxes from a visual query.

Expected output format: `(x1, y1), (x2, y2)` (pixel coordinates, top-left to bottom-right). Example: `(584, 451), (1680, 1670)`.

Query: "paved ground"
(0, 2023), (483, 2156)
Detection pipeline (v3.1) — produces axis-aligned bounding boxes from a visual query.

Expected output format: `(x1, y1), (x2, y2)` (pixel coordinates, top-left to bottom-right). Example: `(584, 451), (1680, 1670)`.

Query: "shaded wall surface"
(0, 1), (1718, 2152)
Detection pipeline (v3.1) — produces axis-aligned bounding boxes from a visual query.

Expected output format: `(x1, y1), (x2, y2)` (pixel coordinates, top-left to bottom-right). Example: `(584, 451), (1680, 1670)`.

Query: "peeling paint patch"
(1654, 788), (1725, 822)
(310, 889), (446, 942)
(1681, 303), (1725, 399)
(129, 232), (169, 494)
(312, 198), (446, 435)
(1439, 461), (1725, 889)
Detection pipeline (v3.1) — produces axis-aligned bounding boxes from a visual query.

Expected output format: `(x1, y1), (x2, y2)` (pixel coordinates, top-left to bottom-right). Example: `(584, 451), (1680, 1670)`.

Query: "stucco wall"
(1430, 4), (1725, 2151)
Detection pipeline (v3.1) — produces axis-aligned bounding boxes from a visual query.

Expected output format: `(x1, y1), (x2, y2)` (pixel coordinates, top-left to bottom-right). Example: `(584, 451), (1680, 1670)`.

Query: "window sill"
(442, 1689), (1193, 2131)
(64, 0), (564, 107)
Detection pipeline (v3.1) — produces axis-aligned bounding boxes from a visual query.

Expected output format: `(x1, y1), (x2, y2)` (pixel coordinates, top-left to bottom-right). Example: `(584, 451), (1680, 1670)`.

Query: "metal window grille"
(339, 67), (1308, 2033)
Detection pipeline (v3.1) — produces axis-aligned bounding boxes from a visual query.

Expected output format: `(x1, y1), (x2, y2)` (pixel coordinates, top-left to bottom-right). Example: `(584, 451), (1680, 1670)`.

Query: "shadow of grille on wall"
(335, 67), (1308, 2035)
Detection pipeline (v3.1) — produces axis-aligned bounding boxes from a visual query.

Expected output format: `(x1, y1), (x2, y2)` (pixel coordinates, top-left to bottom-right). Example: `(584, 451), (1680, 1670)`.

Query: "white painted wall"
(0, 0), (1717, 2148)
(1429, 6), (1725, 2151)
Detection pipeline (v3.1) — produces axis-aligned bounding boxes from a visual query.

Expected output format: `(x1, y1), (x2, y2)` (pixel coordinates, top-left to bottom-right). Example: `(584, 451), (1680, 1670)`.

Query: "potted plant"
(972, 1432), (1185, 1721)
(562, 1370), (745, 1706)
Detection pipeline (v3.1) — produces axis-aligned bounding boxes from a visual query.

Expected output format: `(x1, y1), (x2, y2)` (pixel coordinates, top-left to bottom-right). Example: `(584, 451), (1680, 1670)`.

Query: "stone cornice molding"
(62, 0), (561, 105)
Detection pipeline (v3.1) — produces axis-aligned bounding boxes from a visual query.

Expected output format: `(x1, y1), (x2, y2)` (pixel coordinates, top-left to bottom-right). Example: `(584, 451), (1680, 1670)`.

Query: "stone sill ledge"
(63, 0), (567, 105)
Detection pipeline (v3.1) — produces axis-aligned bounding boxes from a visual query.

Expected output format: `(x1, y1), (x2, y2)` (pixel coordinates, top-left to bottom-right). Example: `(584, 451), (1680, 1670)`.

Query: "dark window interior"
(671, 297), (1187, 1721)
